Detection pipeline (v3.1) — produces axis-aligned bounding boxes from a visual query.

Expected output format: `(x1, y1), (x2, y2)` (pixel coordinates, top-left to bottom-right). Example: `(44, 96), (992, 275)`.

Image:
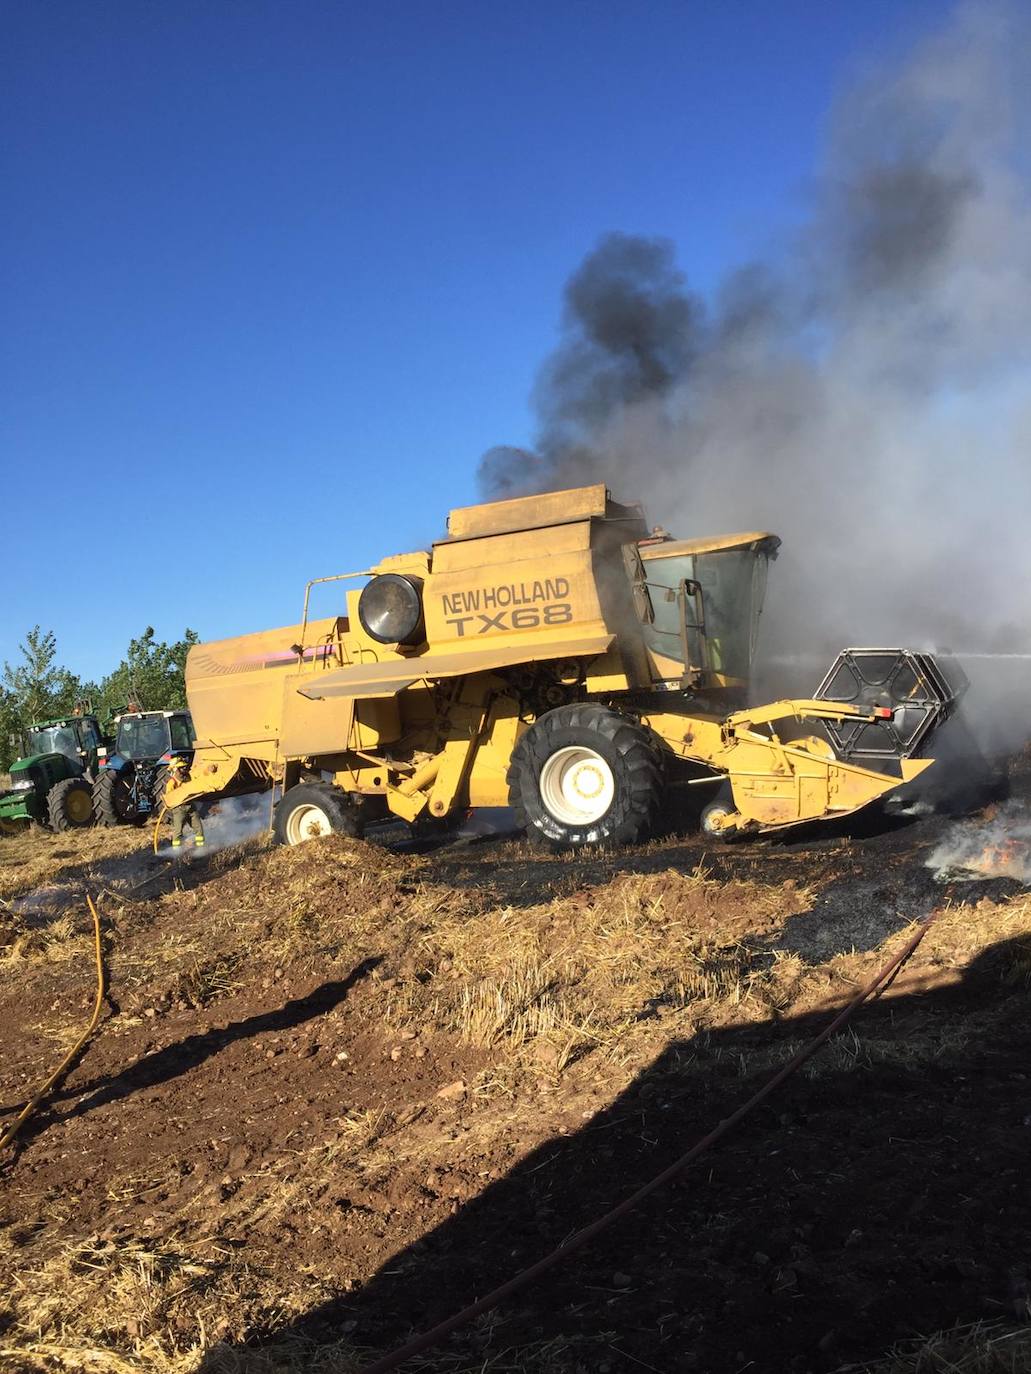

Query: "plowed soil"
(1, 786), (1030, 1374)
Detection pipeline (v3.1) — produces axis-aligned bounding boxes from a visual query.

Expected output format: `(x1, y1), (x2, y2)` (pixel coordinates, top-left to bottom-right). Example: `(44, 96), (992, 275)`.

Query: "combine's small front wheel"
(700, 798), (740, 842)
(508, 704), (663, 850)
(47, 777), (95, 831)
(273, 783), (362, 846)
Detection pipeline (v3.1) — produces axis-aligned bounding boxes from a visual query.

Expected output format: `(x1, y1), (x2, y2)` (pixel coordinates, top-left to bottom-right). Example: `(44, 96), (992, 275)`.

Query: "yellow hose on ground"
(0, 894), (106, 1156)
(152, 803), (168, 853)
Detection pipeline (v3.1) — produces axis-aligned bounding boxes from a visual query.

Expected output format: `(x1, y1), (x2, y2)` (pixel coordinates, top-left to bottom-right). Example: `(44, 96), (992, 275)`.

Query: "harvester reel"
(814, 649), (967, 764)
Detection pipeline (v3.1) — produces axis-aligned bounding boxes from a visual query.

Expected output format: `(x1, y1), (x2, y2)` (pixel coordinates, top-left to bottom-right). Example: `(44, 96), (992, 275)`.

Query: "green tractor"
(0, 714), (107, 834)
(93, 709), (194, 826)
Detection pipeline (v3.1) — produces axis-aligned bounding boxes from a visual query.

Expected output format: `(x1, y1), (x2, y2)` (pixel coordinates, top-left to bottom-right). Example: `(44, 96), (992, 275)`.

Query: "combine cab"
(0, 715), (107, 834)
(93, 710), (194, 826)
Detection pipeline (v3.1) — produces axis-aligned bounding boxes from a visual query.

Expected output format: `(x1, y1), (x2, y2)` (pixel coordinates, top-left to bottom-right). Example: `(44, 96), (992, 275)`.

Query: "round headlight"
(358, 574), (425, 646)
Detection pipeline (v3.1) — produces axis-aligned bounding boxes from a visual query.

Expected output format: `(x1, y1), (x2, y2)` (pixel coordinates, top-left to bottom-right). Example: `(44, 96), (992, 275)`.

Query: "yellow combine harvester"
(166, 485), (962, 848)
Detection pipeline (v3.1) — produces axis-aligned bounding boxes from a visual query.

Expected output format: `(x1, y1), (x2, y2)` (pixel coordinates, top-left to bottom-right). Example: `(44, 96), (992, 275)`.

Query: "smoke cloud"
(928, 801), (1031, 883)
(478, 3), (1031, 729)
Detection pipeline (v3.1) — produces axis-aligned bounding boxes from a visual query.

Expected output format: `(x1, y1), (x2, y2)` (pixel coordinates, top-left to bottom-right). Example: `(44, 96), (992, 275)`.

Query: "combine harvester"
(165, 485), (964, 849)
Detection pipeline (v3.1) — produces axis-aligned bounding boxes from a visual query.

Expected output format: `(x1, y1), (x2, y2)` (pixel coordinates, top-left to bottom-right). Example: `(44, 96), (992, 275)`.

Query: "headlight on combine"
(11, 779), (33, 791)
(358, 574), (425, 646)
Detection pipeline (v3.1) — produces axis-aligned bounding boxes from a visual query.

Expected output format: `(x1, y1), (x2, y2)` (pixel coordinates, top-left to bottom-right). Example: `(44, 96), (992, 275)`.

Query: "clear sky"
(2, 0), (946, 681)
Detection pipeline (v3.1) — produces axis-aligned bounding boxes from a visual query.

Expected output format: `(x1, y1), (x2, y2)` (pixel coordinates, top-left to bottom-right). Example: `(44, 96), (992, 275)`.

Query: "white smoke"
(928, 800), (1031, 882)
(157, 794), (269, 857)
(480, 4), (1031, 744)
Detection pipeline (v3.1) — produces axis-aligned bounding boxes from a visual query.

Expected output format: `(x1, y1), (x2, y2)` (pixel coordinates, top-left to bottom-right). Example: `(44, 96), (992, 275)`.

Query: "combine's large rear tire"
(273, 783), (362, 847)
(508, 704), (664, 850)
(47, 777), (95, 831)
(93, 769), (138, 827)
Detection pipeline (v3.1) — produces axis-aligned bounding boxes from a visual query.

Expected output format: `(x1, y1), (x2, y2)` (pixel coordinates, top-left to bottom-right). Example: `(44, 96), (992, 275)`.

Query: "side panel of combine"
(185, 615), (346, 755)
(426, 521), (602, 649)
(280, 685), (355, 759)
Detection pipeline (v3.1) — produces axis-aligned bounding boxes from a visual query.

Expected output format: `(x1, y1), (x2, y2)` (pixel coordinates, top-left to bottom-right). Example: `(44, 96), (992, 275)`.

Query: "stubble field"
(1, 776), (1030, 1374)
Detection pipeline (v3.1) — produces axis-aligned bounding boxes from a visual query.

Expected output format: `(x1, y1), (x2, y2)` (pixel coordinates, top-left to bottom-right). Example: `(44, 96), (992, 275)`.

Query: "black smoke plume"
(476, 3), (1031, 690)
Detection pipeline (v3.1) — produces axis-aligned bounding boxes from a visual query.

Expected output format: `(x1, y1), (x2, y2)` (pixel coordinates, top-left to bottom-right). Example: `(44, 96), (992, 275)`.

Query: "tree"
(1, 627), (83, 769)
(0, 690), (20, 774)
(98, 627), (199, 718)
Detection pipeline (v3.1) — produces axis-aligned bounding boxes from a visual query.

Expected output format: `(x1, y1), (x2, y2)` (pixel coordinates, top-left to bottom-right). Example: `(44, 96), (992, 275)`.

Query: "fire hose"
(360, 907), (941, 1374)
(0, 895), (106, 1157)
(152, 804), (168, 853)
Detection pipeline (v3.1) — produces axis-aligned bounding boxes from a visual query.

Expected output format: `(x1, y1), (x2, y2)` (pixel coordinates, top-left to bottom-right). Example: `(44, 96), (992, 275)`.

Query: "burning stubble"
(928, 800), (1031, 883)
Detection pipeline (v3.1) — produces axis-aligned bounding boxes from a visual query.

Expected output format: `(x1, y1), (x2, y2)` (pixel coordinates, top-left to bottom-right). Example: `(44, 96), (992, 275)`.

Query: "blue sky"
(2, 0), (945, 681)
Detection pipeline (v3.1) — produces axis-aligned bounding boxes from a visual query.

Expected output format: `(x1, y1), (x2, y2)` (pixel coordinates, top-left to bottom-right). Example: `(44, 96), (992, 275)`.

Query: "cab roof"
(446, 483), (645, 541)
(639, 532), (781, 559)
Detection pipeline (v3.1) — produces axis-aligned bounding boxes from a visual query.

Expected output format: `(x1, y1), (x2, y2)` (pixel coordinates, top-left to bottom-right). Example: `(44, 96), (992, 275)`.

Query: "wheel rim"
(702, 804), (733, 836)
(285, 802), (334, 844)
(65, 788), (92, 824)
(539, 746), (615, 826)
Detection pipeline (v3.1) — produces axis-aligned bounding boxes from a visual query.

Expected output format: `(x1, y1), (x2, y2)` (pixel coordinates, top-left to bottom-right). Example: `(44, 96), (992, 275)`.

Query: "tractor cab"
(111, 711), (193, 762)
(23, 716), (104, 767)
(94, 710), (195, 826)
(634, 532), (781, 699)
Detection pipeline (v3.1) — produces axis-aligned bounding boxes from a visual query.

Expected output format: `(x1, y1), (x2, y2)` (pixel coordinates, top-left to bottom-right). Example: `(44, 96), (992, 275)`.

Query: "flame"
(928, 803), (1031, 885)
(956, 836), (1029, 880)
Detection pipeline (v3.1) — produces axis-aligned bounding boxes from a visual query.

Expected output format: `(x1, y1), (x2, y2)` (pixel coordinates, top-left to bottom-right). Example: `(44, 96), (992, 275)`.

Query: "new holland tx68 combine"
(165, 485), (963, 849)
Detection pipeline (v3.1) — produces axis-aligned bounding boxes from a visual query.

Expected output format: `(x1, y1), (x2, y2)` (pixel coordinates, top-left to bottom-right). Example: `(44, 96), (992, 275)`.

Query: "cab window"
(169, 716), (194, 751)
(77, 720), (101, 750)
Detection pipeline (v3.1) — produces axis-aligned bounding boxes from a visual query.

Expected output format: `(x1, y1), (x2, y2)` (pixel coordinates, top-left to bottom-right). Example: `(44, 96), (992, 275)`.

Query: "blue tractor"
(93, 709), (195, 826)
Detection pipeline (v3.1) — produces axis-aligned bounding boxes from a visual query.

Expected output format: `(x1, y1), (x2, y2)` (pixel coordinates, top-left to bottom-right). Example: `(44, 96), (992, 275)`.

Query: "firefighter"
(167, 755), (205, 853)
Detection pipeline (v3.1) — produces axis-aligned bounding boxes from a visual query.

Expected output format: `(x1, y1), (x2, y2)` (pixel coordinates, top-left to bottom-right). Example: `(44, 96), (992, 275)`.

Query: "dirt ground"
(1, 781), (1030, 1374)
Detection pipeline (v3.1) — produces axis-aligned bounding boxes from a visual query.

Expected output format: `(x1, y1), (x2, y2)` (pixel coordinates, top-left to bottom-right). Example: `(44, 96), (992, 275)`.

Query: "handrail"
(298, 571), (372, 650)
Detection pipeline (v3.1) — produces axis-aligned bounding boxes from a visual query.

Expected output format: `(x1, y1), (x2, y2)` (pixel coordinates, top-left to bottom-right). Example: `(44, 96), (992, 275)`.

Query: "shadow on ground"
(3, 959), (381, 1153)
(197, 932), (1031, 1374)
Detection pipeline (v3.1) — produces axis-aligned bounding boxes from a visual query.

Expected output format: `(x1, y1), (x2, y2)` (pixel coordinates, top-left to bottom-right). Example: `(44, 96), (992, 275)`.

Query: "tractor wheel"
(152, 765), (171, 811)
(507, 703), (664, 850)
(93, 769), (139, 826)
(273, 783), (362, 847)
(47, 777), (95, 831)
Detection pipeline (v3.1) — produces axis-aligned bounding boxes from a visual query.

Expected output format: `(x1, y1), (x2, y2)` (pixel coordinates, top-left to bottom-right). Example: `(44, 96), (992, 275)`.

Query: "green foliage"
(3, 627), (81, 721)
(0, 692), (20, 773)
(1, 628), (84, 770)
(0, 626), (197, 771)
(97, 626), (199, 719)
